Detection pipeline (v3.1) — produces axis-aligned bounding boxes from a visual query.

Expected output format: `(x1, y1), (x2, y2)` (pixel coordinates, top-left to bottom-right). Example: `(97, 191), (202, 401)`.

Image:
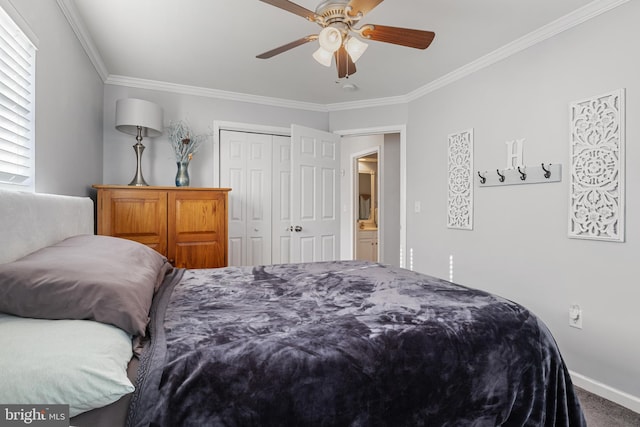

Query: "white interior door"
(272, 135), (292, 264)
(290, 124), (341, 263)
(219, 125), (341, 266)
(220, 130), (272, 266)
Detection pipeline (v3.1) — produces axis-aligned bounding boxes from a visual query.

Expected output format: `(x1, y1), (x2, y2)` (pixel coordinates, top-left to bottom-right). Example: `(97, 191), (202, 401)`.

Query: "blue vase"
(175, 161), (190, 187)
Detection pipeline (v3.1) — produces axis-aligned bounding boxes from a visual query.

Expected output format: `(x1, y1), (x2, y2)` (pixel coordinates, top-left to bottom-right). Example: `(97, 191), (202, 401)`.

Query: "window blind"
(0, 5), (35, 190)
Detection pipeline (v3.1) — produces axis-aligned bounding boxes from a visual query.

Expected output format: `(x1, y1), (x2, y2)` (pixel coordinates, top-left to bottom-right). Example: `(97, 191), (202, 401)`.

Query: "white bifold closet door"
(220, 125), (340, 266)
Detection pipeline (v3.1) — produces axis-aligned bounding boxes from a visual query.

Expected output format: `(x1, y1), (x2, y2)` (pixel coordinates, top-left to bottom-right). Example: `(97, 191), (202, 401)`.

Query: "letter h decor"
(569, 89), (625, 242)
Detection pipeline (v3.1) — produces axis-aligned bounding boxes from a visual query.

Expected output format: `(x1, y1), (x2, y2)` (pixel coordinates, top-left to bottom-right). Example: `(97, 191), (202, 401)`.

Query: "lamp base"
(129, 141), (149, 186)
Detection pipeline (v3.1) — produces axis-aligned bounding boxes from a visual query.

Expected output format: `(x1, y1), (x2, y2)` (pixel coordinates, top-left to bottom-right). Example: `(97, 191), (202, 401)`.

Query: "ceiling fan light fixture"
(318, 26), (342, 52)
(313, 46), (333, 67)
(344, 36), (368, 63)
(258, 0), (435, 79)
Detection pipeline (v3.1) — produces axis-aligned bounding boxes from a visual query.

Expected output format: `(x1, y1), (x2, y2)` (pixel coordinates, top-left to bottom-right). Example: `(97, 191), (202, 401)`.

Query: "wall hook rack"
(479, 163), (561, 187)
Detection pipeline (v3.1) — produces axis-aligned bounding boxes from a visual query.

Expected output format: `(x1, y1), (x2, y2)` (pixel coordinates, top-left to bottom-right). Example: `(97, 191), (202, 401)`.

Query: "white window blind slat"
(0, 139), (29, 155)
(0, 56), (30, 87)
(0, 90), (29, 115)
(0, 37), (30, 70)
(0, 126), (30, 144)
(0, 32), (31, 79)
(0, 104), (30, 129)
(0, 80), (29, 109)
(0, 64), (31, 98)
(0, 4), (35, 190)
(0, 12), (33, 57)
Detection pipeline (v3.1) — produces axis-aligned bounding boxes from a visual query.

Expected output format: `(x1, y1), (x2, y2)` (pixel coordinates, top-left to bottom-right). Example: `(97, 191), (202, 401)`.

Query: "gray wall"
(331, 1), (640, 407)
(102, 85), (328, 187)
(382, 133), (401, 267)
(12, 0), (103, 197)
(330, 104), (408, 133)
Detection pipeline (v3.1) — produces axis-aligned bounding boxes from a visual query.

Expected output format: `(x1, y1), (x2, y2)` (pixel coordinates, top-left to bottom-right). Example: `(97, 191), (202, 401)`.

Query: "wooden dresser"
(93, 185), (230, 269)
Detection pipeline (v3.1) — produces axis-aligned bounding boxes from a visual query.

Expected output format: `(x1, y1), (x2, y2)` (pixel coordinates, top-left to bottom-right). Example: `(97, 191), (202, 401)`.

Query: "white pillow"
(0, 313), (135, 417)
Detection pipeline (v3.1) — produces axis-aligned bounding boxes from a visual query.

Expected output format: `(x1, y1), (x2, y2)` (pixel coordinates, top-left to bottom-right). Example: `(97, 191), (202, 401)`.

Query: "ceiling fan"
(256, 0), (435, 78)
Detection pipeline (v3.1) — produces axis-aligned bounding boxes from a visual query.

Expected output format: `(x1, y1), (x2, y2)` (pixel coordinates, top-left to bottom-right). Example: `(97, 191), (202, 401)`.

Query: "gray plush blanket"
(127, 261), (585, 426)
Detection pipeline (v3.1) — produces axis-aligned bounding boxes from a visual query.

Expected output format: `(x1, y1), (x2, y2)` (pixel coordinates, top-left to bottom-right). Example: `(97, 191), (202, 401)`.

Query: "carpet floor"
(576, 386), (640, 426)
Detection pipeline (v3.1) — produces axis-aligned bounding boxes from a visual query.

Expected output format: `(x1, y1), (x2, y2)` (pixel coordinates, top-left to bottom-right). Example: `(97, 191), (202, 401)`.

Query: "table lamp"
(115, 98), (163, 186)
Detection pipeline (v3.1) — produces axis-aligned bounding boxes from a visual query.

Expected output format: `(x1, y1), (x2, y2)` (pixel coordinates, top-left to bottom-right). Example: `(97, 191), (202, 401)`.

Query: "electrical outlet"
(569, 304), (582, 329)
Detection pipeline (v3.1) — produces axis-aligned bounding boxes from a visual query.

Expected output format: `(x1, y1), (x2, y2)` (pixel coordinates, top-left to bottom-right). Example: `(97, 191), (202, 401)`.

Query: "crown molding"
(56, 0), (108, 81)
(402, 0), (630, 104)
(61, 0), (628, 112)
(105, 75), (328, 112)
(312, 0), (631, 111)
(325, 94), (408, 112)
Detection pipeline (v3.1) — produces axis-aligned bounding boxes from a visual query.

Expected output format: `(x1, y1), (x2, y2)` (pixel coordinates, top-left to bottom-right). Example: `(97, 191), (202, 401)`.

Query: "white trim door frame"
(335, 125), (407, 269)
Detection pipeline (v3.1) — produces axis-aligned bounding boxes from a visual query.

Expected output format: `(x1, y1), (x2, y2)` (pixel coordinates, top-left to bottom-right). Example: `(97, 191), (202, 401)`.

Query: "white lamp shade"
(115, 98), (163, 137)
(313, 47), (333, 67)
(345, 36), (368, 63)
(318, 26), (342, 53)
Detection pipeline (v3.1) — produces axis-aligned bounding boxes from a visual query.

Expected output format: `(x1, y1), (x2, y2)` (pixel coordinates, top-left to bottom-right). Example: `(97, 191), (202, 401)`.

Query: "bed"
(0, 189), (586, 426)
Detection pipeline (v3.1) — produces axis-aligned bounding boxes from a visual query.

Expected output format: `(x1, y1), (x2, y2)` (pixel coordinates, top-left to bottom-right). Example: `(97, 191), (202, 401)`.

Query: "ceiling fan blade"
(334, 46), (356, 78)
(361, 24), (435, 49)
(347, 0), (384, 17)
(259, 0), (320, 22)
(256, 35), (318, 59)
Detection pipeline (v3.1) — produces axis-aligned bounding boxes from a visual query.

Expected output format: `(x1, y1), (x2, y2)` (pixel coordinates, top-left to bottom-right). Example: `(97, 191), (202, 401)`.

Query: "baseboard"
(570, 370), (640, 414)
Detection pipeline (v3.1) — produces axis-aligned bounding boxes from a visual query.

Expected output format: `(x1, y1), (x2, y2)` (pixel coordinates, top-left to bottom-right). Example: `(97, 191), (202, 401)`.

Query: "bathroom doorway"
(340, 132), (401, 267)
(355, 152), (378, 262)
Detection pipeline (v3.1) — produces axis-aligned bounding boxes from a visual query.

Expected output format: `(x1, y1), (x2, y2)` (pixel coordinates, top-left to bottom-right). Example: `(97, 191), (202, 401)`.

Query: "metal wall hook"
(478, 171), (486, 184)
(541, 163), (551, 179)
(496, 169), (505, 182)
(517, 166), (527, 181)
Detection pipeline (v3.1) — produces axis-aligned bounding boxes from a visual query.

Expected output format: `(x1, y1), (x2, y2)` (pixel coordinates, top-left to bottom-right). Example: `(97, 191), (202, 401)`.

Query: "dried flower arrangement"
(167, 120), (209, 163)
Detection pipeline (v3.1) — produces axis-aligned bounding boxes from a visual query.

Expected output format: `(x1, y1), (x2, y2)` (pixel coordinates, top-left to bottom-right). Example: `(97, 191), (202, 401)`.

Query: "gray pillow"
(0, 234), (172, 336)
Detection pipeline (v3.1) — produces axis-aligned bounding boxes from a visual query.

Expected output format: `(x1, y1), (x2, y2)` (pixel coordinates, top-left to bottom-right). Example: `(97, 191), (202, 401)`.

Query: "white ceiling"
(64, 0), (608, 107)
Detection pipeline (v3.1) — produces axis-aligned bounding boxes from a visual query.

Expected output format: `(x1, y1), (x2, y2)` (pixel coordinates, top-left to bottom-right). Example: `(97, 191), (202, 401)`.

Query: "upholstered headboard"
(0, 190), (94, 264)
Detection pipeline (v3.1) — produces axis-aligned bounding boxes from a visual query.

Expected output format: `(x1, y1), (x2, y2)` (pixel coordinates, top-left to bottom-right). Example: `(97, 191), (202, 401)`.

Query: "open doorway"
(339, 132), (401, 267)
(355, 152), (379, 262)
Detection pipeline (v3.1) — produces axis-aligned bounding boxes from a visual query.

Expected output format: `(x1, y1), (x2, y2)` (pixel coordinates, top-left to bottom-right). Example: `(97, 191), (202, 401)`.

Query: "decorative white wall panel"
(569, 89), (625, 242)
(447, 129), (474, 230)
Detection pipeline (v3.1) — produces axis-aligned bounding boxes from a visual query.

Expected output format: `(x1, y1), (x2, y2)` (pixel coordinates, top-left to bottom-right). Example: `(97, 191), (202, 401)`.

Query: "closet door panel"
(272, 135), (292, 264)
(220, 130), (272, 266)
